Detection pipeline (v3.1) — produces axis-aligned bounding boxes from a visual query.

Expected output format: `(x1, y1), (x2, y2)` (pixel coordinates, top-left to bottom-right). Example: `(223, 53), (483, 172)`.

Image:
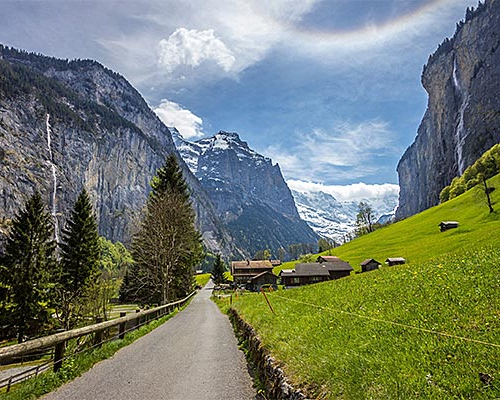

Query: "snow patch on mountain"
(288, 181), (399, 241)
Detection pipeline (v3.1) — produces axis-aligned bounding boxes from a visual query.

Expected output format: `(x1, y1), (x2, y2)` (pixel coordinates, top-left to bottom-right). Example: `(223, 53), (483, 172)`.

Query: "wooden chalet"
(439, 221), (459, 232)
(280, 261), (353, 287)
(385, 257), (406, 266)
(246, 271), (278, 292)
(231, 260), (274, 285)
(270, 259), (282, 267)
(360, 258), (381, 272)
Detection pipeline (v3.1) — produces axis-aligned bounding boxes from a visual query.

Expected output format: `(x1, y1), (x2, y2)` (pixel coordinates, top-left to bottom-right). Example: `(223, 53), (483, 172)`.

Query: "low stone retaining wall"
(228, 308), (308, 400)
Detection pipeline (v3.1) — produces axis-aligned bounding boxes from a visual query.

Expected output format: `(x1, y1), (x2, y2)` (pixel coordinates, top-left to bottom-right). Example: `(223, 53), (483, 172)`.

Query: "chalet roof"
(231, 260), (273, 270)
(249, 271), (277, 281)
(322, 260), (353, 271)
(280, 263), (331, 277)
(438, 221), (459, 226)
(385, 257), (406, 263)
(317, 256), (341, 263)
(360, 258), (382, 266)
(270, 260), (282, 266)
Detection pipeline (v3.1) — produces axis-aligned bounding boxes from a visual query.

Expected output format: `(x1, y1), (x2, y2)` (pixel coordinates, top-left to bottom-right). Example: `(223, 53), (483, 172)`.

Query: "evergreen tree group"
(0, 189), (101, 341)
(0, 156), (204, 341)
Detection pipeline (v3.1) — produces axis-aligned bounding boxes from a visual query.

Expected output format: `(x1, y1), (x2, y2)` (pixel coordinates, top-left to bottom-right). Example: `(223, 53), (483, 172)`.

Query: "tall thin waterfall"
(452, 57), (469, 175)
(46, 114), (59, 242)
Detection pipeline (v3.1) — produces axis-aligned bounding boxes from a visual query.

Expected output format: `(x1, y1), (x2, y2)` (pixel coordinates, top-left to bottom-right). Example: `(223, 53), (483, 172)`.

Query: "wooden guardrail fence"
(0, 291), (195, 391)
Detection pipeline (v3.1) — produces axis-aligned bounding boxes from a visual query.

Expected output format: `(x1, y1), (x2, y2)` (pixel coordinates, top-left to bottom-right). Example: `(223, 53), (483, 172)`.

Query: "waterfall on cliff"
(452, 57), (469, 175)
(45, 113), (59, 242)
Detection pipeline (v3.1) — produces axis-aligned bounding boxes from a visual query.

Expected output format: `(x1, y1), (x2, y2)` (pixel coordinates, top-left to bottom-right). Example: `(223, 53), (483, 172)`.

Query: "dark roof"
(249, 271), (277, 281)
(322, 260), (353, 272)
(360, 258), (382, 266)
(279, 263), (331, 277)
(317, 256), (341, 262)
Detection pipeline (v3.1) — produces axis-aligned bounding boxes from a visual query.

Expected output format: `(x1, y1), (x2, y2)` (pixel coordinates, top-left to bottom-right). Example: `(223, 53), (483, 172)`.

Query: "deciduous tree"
(126, 155), (203, 304)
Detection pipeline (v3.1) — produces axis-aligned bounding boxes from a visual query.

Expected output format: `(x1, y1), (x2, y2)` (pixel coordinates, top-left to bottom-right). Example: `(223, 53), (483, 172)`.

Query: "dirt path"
(42, 281), (256, 400)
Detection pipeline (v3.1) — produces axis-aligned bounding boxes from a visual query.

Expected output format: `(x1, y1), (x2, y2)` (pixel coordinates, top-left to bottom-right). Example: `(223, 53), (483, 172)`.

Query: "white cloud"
(287, 180), (399, 203)
(153, 99), (205, 139)
(264, 119), (399, 182)
(157, 28), (235, 73)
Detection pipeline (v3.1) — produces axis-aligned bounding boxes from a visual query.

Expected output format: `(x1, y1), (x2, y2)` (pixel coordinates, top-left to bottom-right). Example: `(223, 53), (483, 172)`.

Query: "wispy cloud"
(265, 119), (399, 182)
(153, 99), (205, 139)
(157, 28), (235, 74)
(287, 180), (399, 203)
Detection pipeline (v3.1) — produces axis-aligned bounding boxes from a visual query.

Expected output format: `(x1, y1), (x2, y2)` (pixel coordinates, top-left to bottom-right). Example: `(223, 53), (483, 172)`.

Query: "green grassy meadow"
(195, 273), (211, 287)
(230, 175), (500, 398)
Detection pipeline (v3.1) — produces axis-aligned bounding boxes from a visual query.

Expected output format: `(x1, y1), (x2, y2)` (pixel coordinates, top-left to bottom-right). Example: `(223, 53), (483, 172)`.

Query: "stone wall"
(228, 308), (308, 400)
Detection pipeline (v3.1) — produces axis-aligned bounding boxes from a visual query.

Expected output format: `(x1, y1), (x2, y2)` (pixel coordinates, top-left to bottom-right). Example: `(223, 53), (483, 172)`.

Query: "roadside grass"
(275, 174), (500, 274)
(1, 301), (191, 400)
(232, 246), (500, 398)
(195, 273), (211, 287)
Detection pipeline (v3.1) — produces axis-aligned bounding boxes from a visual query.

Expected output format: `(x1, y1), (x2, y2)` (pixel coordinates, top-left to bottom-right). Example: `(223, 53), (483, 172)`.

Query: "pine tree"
(57, 189), (100, 329)
(150, 153), (190, 201)
(1, 192), (56, 342)
(127, 156), (204, 305)
(211, 254), (227, 286)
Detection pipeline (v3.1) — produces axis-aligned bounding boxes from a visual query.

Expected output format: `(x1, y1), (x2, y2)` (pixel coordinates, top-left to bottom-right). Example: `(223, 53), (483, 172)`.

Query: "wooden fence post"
(135, 309), (140, 330)
(94, 317), (104, 348)
(53, 329), (66, 372)
(119, 312), (126, 339)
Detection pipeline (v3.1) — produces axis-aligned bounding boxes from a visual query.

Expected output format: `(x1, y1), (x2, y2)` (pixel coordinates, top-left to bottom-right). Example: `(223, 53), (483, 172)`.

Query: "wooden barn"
(385, 257), (406, 266)
(439, 221), (459, 232)
(279, 263), (330, 287)
(360, 258), (381, 272)
(322, 260), (353, 279)
(246, 271), (278, 292)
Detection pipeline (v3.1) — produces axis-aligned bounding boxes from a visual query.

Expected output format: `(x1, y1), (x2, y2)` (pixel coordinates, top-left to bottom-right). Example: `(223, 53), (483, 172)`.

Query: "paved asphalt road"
(43, 281), (256, 400)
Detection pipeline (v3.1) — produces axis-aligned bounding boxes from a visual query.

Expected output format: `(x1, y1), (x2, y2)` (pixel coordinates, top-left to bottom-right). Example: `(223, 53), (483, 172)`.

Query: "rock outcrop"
(0, 45), (236, 255)
(397, 0), (500, 219)
(173, 130), (319, 256)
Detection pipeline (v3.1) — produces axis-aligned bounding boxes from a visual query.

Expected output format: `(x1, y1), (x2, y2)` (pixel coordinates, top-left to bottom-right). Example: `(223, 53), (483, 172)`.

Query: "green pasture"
(231, 175), (500, 398)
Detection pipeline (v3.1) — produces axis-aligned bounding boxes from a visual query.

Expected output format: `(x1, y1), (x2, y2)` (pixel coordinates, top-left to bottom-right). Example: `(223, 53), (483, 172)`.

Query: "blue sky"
(0, 0), (479, 199)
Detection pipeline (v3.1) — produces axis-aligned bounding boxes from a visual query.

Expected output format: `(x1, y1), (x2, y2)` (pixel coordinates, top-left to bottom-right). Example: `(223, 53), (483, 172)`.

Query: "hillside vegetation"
(276, 174), (500, 274)
(232, 174), (500, 398)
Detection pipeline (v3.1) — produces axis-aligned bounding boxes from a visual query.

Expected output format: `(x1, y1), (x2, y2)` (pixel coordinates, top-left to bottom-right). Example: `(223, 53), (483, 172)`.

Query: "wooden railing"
(0, 291), (196, 391)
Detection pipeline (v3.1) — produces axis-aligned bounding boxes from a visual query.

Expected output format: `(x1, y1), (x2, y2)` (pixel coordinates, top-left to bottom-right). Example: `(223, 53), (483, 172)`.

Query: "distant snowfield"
(288, 180), (399, 241)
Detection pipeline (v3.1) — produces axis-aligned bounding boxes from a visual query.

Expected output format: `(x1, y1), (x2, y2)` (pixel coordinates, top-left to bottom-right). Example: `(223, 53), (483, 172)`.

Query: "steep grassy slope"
(231, 175), (500, 398)
(276, 174), (500, 274)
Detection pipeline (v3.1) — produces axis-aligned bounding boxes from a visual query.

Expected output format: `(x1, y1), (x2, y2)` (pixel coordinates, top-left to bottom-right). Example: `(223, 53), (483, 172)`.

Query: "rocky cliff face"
(0, 45), (236, 255)
(397, 0), (500, 219)
(173, 130), (319, 256)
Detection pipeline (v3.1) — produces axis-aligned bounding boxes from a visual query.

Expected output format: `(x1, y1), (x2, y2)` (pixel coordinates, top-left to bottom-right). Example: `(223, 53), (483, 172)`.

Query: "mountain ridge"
(172, 129), (320, 256)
